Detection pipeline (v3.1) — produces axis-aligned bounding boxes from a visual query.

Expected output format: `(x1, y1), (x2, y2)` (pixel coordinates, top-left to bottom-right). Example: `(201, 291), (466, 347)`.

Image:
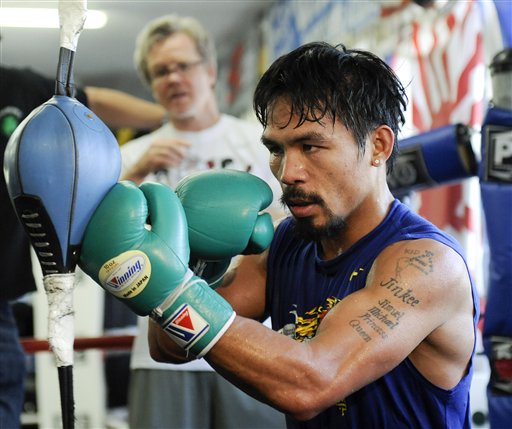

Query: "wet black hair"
(253, 42), (408, 171)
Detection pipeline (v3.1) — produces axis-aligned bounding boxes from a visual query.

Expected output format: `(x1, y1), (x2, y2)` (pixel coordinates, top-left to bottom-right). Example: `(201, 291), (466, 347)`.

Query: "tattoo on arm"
(349, 298), (406, 342)
(398, 249), (434, 276)
(347, 249), (432, 342)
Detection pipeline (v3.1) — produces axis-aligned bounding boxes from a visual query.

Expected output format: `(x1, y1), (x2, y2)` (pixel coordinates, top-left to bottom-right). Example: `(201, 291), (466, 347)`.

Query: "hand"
(79, 181), (235, 357)
(124, 137), (191, 184)
(176, 169), (275, 287)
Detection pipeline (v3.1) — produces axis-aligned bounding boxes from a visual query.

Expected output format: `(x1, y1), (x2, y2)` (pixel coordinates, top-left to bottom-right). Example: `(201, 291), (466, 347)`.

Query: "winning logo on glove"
(99, 250), (152, 299)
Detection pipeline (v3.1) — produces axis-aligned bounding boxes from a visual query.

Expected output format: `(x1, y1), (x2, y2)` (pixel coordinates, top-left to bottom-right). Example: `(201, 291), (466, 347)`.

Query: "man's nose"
(278, 152), (306, 185)
(164, 68), (183, 82)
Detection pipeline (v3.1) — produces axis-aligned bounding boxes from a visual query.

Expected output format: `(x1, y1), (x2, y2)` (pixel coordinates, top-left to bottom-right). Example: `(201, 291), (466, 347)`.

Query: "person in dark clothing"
(145, 42), (479, 429)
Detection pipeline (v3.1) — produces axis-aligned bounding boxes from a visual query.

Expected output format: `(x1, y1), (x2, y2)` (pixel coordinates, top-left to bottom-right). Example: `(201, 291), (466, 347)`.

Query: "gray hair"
(134, 14), (217, 86)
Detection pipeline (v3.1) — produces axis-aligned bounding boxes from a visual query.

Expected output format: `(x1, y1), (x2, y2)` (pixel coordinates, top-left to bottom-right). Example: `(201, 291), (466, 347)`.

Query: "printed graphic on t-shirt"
(278, 264), (374, 418)
(279, 296), (348, 416)
(205, 157), (252, 172)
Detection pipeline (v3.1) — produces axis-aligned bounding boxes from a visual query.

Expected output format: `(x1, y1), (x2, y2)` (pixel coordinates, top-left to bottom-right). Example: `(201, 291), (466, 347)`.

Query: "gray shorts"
(128, 369), (286, 429)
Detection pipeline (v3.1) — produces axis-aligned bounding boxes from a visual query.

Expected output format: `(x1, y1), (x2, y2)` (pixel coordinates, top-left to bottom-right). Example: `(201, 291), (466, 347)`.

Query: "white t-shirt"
(121, 114), (279, 192)
(123, 114), (280, 371)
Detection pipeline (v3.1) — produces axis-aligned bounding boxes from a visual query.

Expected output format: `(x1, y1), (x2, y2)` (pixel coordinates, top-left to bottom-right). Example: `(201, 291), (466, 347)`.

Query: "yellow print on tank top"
(292, 296), (348, 416)
(280, 267), (367, 416)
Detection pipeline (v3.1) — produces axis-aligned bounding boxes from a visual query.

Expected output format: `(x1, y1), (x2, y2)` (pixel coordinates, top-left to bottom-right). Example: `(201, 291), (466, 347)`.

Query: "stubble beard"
(281, 187), (347, 242)
(290, 205), (347, 242)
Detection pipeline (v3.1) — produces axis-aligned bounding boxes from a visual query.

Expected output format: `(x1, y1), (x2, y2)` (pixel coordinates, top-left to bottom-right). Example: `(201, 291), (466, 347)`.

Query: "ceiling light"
(0, 7), (107, 29)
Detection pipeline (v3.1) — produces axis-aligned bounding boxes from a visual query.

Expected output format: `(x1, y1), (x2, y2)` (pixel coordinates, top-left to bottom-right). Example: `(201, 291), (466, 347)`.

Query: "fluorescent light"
(0, 8), (107, 29)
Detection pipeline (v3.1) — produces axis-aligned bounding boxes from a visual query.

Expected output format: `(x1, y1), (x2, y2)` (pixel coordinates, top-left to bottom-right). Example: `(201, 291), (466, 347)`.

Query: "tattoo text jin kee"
(348, 249), (434, 343)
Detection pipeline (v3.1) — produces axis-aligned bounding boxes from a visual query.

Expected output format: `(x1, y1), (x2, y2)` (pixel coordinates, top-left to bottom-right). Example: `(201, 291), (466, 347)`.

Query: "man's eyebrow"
(261, 132), (328, 146)
(295, 131), (328, 142)
(261, 136), (277, 146)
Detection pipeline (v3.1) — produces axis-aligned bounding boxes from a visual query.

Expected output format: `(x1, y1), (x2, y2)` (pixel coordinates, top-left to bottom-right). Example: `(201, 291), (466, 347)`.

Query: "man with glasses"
(121, 14), (285, 429)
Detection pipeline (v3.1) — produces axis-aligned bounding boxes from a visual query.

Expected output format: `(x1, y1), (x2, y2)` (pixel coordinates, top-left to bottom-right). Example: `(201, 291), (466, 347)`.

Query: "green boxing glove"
(176, 169), (274, 288)
(79, 181), (235, 357)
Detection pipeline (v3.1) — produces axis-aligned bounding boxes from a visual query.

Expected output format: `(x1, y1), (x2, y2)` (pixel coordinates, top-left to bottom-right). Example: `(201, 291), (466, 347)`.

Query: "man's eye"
(266, 145), (283, 155)
(176, 63), (189, 72)
(303, 144), (314, 152)
(152, 68), (167, 78)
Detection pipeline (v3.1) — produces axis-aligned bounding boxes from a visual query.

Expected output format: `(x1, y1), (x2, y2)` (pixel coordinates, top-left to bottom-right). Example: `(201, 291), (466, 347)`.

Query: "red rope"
(21, 335), (135, 353)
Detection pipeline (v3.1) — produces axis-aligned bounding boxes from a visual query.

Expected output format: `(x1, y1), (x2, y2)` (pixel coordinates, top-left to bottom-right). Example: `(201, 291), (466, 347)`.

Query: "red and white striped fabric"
(396, 0), (486, 298)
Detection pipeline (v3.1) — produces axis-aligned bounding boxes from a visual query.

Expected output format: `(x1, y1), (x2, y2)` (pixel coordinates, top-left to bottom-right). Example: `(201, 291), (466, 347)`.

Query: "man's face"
(147, 32), (216, 121)
(261, 99), (374, 242)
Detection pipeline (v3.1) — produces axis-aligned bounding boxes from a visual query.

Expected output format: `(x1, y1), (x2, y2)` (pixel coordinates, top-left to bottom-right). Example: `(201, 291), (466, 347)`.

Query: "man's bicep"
(313, 241), (455, 388)
(313, 285), (424, 383)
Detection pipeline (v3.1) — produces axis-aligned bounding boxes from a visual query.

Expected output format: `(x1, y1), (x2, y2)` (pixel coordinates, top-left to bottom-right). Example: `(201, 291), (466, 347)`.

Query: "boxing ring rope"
(20, 335), (135, 354)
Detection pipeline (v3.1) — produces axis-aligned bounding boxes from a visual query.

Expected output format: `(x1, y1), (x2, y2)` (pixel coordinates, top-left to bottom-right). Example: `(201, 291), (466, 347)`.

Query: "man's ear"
(371, 125), (395, 162)
(207, 62), (217, 89)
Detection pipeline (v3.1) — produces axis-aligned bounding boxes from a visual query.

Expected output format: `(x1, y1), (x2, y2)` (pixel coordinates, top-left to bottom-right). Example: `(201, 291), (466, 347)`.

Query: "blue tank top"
(267, 199), (479, 429)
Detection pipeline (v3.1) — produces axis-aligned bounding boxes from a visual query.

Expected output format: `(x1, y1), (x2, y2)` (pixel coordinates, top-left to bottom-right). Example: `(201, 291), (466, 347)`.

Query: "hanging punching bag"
(3, 1), (120, 428)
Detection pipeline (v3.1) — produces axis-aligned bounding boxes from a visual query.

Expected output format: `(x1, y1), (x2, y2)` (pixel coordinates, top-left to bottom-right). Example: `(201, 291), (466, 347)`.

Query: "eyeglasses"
(149, 59), (205, 82)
